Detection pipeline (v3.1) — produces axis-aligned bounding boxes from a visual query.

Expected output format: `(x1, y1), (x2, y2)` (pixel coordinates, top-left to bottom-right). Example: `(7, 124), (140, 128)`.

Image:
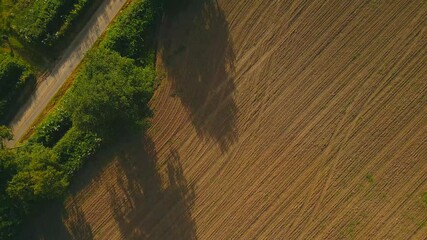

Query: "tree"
(0, 125), (12, 149)
(0, 134), (18, 239)
(6, 144), (68, 202)
(0, 137), (67, 238)
(0, 148), (15, 185)
(64, 48), (154, 138)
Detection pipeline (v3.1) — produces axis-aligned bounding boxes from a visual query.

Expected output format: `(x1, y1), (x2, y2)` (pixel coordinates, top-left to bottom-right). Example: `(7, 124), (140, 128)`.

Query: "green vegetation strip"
(0, 0), (166, 238)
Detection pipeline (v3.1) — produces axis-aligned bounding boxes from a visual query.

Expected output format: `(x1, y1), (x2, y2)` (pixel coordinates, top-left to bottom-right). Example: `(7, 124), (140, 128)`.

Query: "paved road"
(7, 0), (127, 147)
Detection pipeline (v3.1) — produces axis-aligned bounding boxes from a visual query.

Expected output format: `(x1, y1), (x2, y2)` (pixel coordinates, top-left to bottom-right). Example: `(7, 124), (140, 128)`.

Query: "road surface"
(7, 0), (127, 147)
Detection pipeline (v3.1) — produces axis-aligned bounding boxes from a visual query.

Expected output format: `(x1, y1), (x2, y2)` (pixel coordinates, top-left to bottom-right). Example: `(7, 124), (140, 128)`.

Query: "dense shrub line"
(102, 0), (157, 63)
(53, 127), (101, 176)
(8, 0), (93, 47)
(0, 0), (165, 238)
(29, 107), (72, 148)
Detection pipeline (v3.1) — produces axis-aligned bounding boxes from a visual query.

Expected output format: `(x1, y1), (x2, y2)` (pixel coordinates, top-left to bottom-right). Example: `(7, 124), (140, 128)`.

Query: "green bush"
(54, 0), (90, 41)
(0, 53), (33, 118)
(30, 107), (72, 148)
(101, 0), (158, 64)
(9, 0), (92, 47)
(53, 127), (101, 176)
(0, 54), (30, 97)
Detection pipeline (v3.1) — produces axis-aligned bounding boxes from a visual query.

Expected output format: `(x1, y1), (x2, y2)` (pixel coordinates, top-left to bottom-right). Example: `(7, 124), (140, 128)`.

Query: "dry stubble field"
(23, 0), (427, 239)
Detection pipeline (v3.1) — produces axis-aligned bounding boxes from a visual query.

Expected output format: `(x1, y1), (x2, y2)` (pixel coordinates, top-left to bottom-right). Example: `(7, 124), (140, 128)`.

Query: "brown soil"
(22, 0), (427, 239)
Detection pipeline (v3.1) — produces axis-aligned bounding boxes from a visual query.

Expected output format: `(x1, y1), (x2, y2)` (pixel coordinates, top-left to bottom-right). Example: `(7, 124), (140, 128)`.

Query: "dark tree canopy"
(0, 54), (33, 118)
(0, 125), (12, 148)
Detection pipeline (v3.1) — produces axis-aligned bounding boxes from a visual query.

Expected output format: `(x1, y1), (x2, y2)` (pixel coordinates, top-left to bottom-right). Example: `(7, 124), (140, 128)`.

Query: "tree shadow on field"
(17, 199), (93, 240)
(107, 136), (197, 239)
(17, 135), (196, 240)
(63, 198), (94, 240)
(160, 0), (237, 152)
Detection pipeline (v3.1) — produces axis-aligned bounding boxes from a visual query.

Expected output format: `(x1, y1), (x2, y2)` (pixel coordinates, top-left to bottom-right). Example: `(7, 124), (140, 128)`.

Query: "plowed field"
(23, 0), (427, 239)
